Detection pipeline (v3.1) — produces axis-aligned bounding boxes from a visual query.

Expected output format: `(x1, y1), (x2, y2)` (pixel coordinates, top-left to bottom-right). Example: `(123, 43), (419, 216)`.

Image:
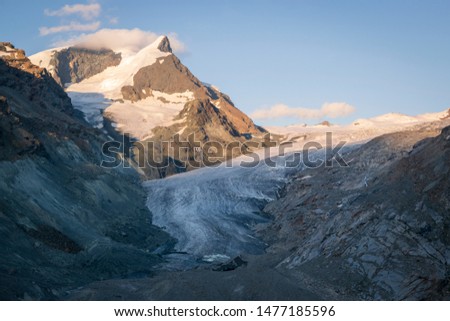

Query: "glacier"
(143, 149), (329, 261)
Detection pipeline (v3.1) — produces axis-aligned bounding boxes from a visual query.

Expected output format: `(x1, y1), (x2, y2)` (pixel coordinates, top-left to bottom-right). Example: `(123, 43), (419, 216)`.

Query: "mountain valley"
(1, 37), (449, 301)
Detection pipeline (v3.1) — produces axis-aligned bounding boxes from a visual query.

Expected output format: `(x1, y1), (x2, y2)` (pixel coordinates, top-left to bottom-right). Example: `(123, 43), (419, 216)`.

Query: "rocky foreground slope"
(263, 122), (450, 300)
(0, 42), (173, 299)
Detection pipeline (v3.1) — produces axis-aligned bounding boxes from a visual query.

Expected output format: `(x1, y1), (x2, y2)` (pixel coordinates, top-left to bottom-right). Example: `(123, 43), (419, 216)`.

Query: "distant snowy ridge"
(267, 108), (450, 153)
(268, 109), (450, 135)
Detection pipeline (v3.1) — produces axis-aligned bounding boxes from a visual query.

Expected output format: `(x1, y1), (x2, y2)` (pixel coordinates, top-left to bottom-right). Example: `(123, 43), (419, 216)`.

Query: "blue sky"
(2, 0), (450, 126)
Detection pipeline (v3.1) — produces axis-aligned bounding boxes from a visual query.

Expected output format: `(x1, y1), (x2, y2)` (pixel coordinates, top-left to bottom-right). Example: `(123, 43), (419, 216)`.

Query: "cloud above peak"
(44, 3), (101, 21)
(39, 4), (186, 55)
(53, 28), (187, 54)
(40, 2), (102, 36)
(251, 102), (355, 120)
(39, 21), (100, 36)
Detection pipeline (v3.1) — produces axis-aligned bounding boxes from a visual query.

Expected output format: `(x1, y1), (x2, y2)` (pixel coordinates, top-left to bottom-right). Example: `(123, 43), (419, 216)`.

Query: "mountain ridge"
(30, 36), (266, 178)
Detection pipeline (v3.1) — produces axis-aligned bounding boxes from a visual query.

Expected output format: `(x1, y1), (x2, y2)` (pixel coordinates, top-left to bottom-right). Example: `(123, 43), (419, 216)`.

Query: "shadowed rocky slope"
(262, 124), (450, 300)
(0, 43), (173, 300)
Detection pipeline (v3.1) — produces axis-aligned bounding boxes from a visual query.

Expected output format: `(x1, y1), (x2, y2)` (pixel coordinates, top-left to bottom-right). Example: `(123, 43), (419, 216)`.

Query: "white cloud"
(166, 32), (186, 53)
(52, 28), (187, 53)
(251, 102), (355, 120)
(44, 3), (101, 21)
(39, 21), (101, 36)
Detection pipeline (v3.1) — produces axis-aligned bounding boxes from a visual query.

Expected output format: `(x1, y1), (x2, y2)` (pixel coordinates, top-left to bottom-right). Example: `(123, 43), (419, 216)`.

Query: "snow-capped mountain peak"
(29, 35), (264, 168)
